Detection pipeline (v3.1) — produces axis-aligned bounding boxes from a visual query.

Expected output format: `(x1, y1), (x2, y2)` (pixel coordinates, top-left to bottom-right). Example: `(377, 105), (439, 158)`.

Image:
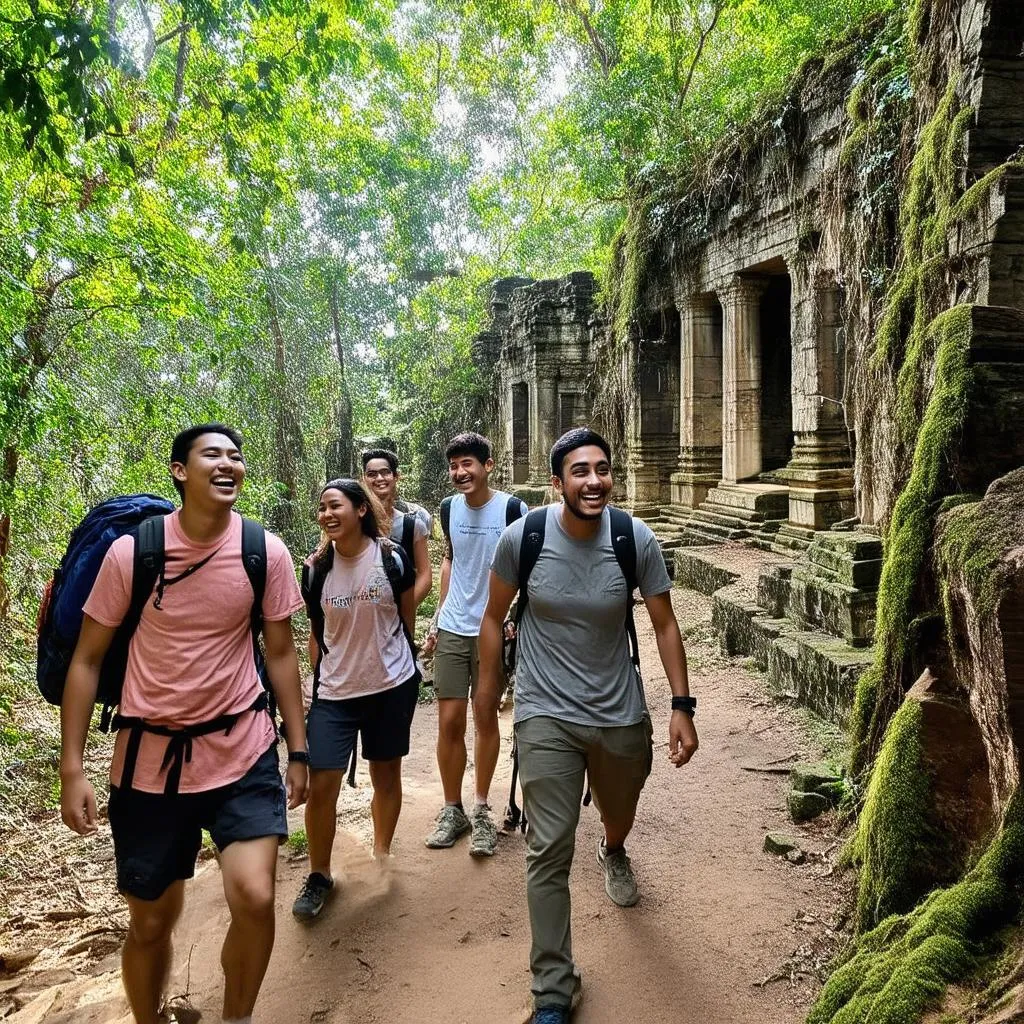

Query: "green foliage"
(286, 828), (309, 855)
(808, 793), (1024, 1024)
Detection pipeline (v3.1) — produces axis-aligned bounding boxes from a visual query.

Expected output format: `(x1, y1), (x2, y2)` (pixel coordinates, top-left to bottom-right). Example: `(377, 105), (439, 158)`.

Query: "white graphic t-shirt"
(438, 491), (527, 637)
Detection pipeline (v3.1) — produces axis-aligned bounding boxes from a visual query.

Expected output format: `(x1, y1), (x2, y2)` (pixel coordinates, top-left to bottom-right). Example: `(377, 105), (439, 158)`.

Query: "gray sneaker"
(292, 872), (334, 921)
(469, 805), (498, 857)
(425, 804), (471, 848)
(597, 841), (639, 906)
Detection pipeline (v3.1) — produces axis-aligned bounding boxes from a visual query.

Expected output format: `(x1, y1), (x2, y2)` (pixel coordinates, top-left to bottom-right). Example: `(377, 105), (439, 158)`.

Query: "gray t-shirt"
(492, 504), (671, 728)
(389, 507), (429, 548)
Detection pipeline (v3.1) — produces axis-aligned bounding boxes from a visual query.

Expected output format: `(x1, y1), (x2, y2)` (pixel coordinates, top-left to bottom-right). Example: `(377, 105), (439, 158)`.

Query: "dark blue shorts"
(306, 673), (420, 771)
(108, 743), (286, 901)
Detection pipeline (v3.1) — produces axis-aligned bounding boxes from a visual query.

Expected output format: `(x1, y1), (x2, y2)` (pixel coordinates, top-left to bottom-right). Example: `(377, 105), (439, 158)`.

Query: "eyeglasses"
(364, 469), (395, 479)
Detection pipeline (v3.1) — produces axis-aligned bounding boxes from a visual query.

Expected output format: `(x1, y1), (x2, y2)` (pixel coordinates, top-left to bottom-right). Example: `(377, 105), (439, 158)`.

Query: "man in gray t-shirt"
(478, 427), (699, 1024)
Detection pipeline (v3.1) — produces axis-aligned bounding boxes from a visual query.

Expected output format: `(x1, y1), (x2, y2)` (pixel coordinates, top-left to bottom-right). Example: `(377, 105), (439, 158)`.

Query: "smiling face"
(448, 453), (493, 500)
(363, 457), (398, 505)
(552, 444), (613, 520)
(317, 487), (365, 543)
(171, 431), (246, 510)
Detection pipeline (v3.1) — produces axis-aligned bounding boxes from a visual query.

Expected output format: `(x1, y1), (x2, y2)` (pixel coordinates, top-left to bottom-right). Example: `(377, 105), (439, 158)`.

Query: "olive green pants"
(515, 714), (653, 1010)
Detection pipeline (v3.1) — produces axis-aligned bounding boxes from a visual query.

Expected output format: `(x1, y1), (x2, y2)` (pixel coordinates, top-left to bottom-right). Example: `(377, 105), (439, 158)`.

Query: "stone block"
(789, 762), (842, 795)
(788, 791), (831, 823)
(756, 565), (792, 617)
(674, 550), (741, 596)
(764, 832), (801, 856)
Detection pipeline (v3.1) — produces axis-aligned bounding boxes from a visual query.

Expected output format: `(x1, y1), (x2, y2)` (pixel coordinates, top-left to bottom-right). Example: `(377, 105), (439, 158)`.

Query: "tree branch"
(161, 25), (191, 143)
(137, 0), (156, 69)
(556, 0), (616, 78)
(676, 1), (724, 109)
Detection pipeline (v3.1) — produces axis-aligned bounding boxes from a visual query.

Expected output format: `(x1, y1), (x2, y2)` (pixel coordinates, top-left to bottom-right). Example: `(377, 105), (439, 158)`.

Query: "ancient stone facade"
(472, 0), (1024, 745)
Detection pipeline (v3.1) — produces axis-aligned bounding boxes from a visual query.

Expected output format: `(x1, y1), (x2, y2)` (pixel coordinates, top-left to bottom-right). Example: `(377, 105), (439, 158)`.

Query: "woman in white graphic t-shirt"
(292, 478), (418, 921)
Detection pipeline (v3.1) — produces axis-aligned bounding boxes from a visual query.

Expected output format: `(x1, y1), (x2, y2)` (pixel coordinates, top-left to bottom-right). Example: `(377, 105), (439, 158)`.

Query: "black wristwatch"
(288, 750), (310, 764)
(671, 696), (697, 716)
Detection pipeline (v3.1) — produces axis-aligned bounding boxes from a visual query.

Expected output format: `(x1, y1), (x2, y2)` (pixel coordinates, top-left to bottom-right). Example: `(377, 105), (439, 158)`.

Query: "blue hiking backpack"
(36, 494), (176, 728)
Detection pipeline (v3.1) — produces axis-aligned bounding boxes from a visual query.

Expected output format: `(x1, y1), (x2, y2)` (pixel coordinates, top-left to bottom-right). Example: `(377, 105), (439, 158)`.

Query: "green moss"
(808, 793), (1024, 1024)
(852, 305), (975, 771)
(850, 700), (937, 929)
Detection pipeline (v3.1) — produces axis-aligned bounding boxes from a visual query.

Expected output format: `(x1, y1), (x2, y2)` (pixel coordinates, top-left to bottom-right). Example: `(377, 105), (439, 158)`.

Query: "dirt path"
(6, 588), (851, 1024)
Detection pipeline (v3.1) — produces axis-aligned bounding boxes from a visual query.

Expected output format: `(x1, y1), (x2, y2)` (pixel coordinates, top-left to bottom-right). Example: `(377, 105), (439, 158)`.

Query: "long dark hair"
(312, 478), (384, 567)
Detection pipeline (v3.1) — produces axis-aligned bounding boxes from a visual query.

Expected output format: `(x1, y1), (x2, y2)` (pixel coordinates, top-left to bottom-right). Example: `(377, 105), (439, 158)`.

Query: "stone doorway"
(511, 381), (530, 484)
(760, 275), (794, 474)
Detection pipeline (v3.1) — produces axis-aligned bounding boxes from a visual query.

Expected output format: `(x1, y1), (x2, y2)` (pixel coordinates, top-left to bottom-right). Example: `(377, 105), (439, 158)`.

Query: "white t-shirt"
(438, 491), (527, 637)
(315, 541), (415, 700)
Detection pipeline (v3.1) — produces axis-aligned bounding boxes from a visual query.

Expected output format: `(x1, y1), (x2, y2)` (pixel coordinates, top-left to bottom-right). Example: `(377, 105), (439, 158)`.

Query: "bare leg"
(305, 769), (344, 878)
(603, 810), (637, 851)
(435, 699), (468, 805)
(121, 882), (186, 1024)
(471, 696), (500, 804)
(219, 835), (279, 1020)
(368, 758), (403, 856)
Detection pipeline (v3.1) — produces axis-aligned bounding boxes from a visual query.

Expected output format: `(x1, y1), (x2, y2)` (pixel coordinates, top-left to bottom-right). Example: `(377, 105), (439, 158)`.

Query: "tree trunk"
(326, 278), (354, 480)
(265, 271), (301, 533)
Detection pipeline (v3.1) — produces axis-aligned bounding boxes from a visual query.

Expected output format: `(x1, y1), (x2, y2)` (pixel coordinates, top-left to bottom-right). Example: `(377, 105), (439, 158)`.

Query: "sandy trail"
(9, 588), (847, 1024)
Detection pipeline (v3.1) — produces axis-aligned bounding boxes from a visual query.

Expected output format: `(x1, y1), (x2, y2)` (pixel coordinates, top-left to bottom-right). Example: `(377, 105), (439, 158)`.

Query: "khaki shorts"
(433, 629), (479, 700)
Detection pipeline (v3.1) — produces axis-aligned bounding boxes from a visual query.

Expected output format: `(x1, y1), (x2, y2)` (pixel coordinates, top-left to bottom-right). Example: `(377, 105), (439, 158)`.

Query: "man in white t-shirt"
(361, 447), (433, 608)
(421, 432), (526, 856)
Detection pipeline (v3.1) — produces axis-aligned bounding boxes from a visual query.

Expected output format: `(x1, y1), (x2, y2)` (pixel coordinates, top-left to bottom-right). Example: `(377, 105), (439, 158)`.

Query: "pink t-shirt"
(83, 511), (303, 793)
(314, 540), (415, 701)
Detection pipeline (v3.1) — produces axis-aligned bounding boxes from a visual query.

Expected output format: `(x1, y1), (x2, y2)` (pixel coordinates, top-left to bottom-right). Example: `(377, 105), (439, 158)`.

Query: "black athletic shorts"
(306, 672), (420, 771)
(108, 743), (287, 901)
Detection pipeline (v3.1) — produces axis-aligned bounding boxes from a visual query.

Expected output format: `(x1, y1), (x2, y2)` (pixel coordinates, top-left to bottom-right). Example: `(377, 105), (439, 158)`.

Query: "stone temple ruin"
(474, 0), (1024, 757)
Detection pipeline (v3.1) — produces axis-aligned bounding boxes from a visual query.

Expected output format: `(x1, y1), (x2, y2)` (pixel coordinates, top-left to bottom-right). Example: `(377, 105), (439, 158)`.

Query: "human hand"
(669, 712), (699, 767)
(61, 771), (98, 835)
(502, 620), (517, 641)
(286, 762), (309, 809)
(421, 630), (438, 656)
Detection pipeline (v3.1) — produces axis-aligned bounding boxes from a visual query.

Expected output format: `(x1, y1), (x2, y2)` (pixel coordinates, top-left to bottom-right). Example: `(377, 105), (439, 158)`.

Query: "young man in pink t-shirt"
(59, 424), (310, 1024)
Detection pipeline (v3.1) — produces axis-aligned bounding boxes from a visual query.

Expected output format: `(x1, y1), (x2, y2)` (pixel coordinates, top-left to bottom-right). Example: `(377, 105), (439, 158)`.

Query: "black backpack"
(398, 511), (418, 564)
(504, 505), (641, 832)
(301, 539), (416, 786)
(439, 493), (524, 555)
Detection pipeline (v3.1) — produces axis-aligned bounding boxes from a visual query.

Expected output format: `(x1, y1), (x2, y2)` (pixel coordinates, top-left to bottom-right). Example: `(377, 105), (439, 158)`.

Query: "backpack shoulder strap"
(505, 493), (525, 526)
(608, 506), (641, 672)
(303, 546), (333, 702)
(514, 507), (548, 628)
(440, 496), (453, 541)
(401, 512), (416, 561)
(381, 539), (417, 657)
(240, 518), (267, 628)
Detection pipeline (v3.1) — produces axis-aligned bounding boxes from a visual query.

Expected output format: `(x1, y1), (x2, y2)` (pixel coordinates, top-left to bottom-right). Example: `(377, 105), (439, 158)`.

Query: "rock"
(763, 832), (801, 856)
(789, 762), (842, 796)
(0, 948), (40, 975)
(788, 790), (830, 823)
(784, 849), (807, 865)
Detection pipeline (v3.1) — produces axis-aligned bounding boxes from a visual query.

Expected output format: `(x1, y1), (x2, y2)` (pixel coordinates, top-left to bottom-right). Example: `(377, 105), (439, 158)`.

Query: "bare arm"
(412, 534), (433, 608)
(475, 572), (517, 719)
(263, 616), (309, 808)
(643, 591), (699, 767)
(308, 632), (318, 671)
(60, 616), (117, 835)
(422, 553), (451, 655)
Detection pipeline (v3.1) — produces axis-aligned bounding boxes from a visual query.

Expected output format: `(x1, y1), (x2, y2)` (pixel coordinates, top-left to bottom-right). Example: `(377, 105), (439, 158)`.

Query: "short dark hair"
(550, 427), (612, 478)
(169, 423), (243, 497)
(361, 448), (398, 473)
(445, 431), (491, 465)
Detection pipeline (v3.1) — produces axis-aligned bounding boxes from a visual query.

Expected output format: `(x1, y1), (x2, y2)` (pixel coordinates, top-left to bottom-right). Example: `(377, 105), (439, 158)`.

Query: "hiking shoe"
(597, 841), (639, 907)
(425, 804), (471, 848)
(533, 1009), (569, 1024)
(469, 804), (498, 857)
(292, 872), (334, 921)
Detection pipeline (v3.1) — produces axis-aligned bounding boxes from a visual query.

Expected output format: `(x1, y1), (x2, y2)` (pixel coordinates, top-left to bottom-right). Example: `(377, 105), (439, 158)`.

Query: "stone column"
(720, 277), (768, 484)
(671, 294), (723, 508)
(783, 271), (854, 534)
(529, 371), (558, 484)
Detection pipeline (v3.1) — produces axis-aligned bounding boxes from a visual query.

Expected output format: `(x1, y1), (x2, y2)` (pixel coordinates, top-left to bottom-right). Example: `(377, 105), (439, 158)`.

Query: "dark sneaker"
(469, 804), (498, 857)
(597, 840), (639, 907)
(533, 1009), (569, 1024)
(425, 804), (471, 848)
(521, 968), (582, 1024)
(292, 872), (334, 921)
